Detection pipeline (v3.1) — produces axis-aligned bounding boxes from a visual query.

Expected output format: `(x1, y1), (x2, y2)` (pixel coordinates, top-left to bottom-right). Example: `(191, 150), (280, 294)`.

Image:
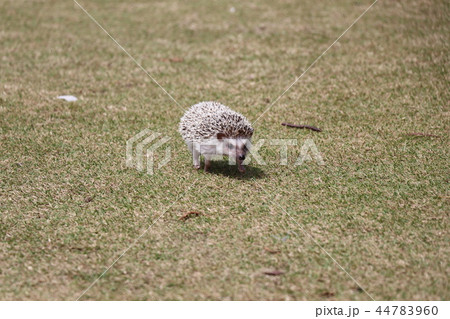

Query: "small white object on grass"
(229, 7), (236, 13)
(57, 95), (78, 102)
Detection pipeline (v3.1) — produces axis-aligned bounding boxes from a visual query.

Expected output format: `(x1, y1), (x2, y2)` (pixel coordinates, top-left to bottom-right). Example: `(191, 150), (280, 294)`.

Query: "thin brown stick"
(264, 247), (281, 254)
(405, 132), (440, 138)
(263, 270), (284, 276)
(281, 122), (322, 132)
(179, 211), (201, 221)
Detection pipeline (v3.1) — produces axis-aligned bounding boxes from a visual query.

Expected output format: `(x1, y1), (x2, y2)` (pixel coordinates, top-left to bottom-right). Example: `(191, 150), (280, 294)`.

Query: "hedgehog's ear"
(217, 133), (226, 140)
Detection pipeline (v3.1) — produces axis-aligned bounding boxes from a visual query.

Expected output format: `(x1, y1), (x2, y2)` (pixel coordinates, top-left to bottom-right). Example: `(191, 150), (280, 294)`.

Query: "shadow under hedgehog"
(179, 101), (254, 173)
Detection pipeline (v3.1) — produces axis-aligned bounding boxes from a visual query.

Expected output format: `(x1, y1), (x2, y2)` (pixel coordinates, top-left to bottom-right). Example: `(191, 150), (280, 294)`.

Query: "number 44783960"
(375, 306), (438, 316)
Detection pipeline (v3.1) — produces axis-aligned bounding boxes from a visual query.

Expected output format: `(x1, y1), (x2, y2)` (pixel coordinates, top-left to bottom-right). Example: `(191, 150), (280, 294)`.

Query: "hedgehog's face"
(217, 133), (252, 172)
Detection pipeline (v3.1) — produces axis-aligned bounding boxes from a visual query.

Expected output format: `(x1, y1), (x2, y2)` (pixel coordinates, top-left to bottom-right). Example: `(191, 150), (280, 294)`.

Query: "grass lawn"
(1, 0), (448, 300)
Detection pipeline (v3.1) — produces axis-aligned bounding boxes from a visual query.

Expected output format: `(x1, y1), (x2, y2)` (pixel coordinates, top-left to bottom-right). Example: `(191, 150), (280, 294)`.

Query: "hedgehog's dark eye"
(243, 145), (248, 151)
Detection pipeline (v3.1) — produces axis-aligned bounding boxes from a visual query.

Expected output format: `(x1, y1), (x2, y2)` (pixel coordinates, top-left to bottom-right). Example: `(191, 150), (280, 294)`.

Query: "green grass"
(0, 0), (449, 300)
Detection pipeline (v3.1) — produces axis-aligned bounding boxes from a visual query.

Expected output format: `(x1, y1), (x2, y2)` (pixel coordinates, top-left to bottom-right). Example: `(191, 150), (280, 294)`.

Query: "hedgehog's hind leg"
(187, 141), (201, 170)
(204, 155), (212, 172)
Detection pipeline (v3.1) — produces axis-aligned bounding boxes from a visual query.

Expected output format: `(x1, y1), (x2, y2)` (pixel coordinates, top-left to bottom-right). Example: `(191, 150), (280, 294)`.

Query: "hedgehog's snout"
(238, 155), (246, 161)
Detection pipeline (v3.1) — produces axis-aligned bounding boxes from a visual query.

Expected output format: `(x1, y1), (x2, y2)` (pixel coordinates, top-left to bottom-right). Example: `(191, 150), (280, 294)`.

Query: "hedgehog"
(179, 101), (254, 173)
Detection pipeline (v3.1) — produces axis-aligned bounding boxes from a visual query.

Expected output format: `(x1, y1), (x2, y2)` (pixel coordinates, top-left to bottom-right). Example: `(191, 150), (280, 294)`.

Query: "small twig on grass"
(84, 196), (94, 203)
(264, 247), (281, 254)
(179, 211), (202, 221)
(263, 270), (284, 276)
(160, 57), (184, 63)
(281, 123), (322, 132)
(405, 132), (440, 138)
(320, 291), (335, 298)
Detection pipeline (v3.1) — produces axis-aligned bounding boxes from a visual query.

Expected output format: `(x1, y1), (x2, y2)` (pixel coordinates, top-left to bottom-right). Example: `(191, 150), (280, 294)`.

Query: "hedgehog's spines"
(179, 101), (254, 142)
